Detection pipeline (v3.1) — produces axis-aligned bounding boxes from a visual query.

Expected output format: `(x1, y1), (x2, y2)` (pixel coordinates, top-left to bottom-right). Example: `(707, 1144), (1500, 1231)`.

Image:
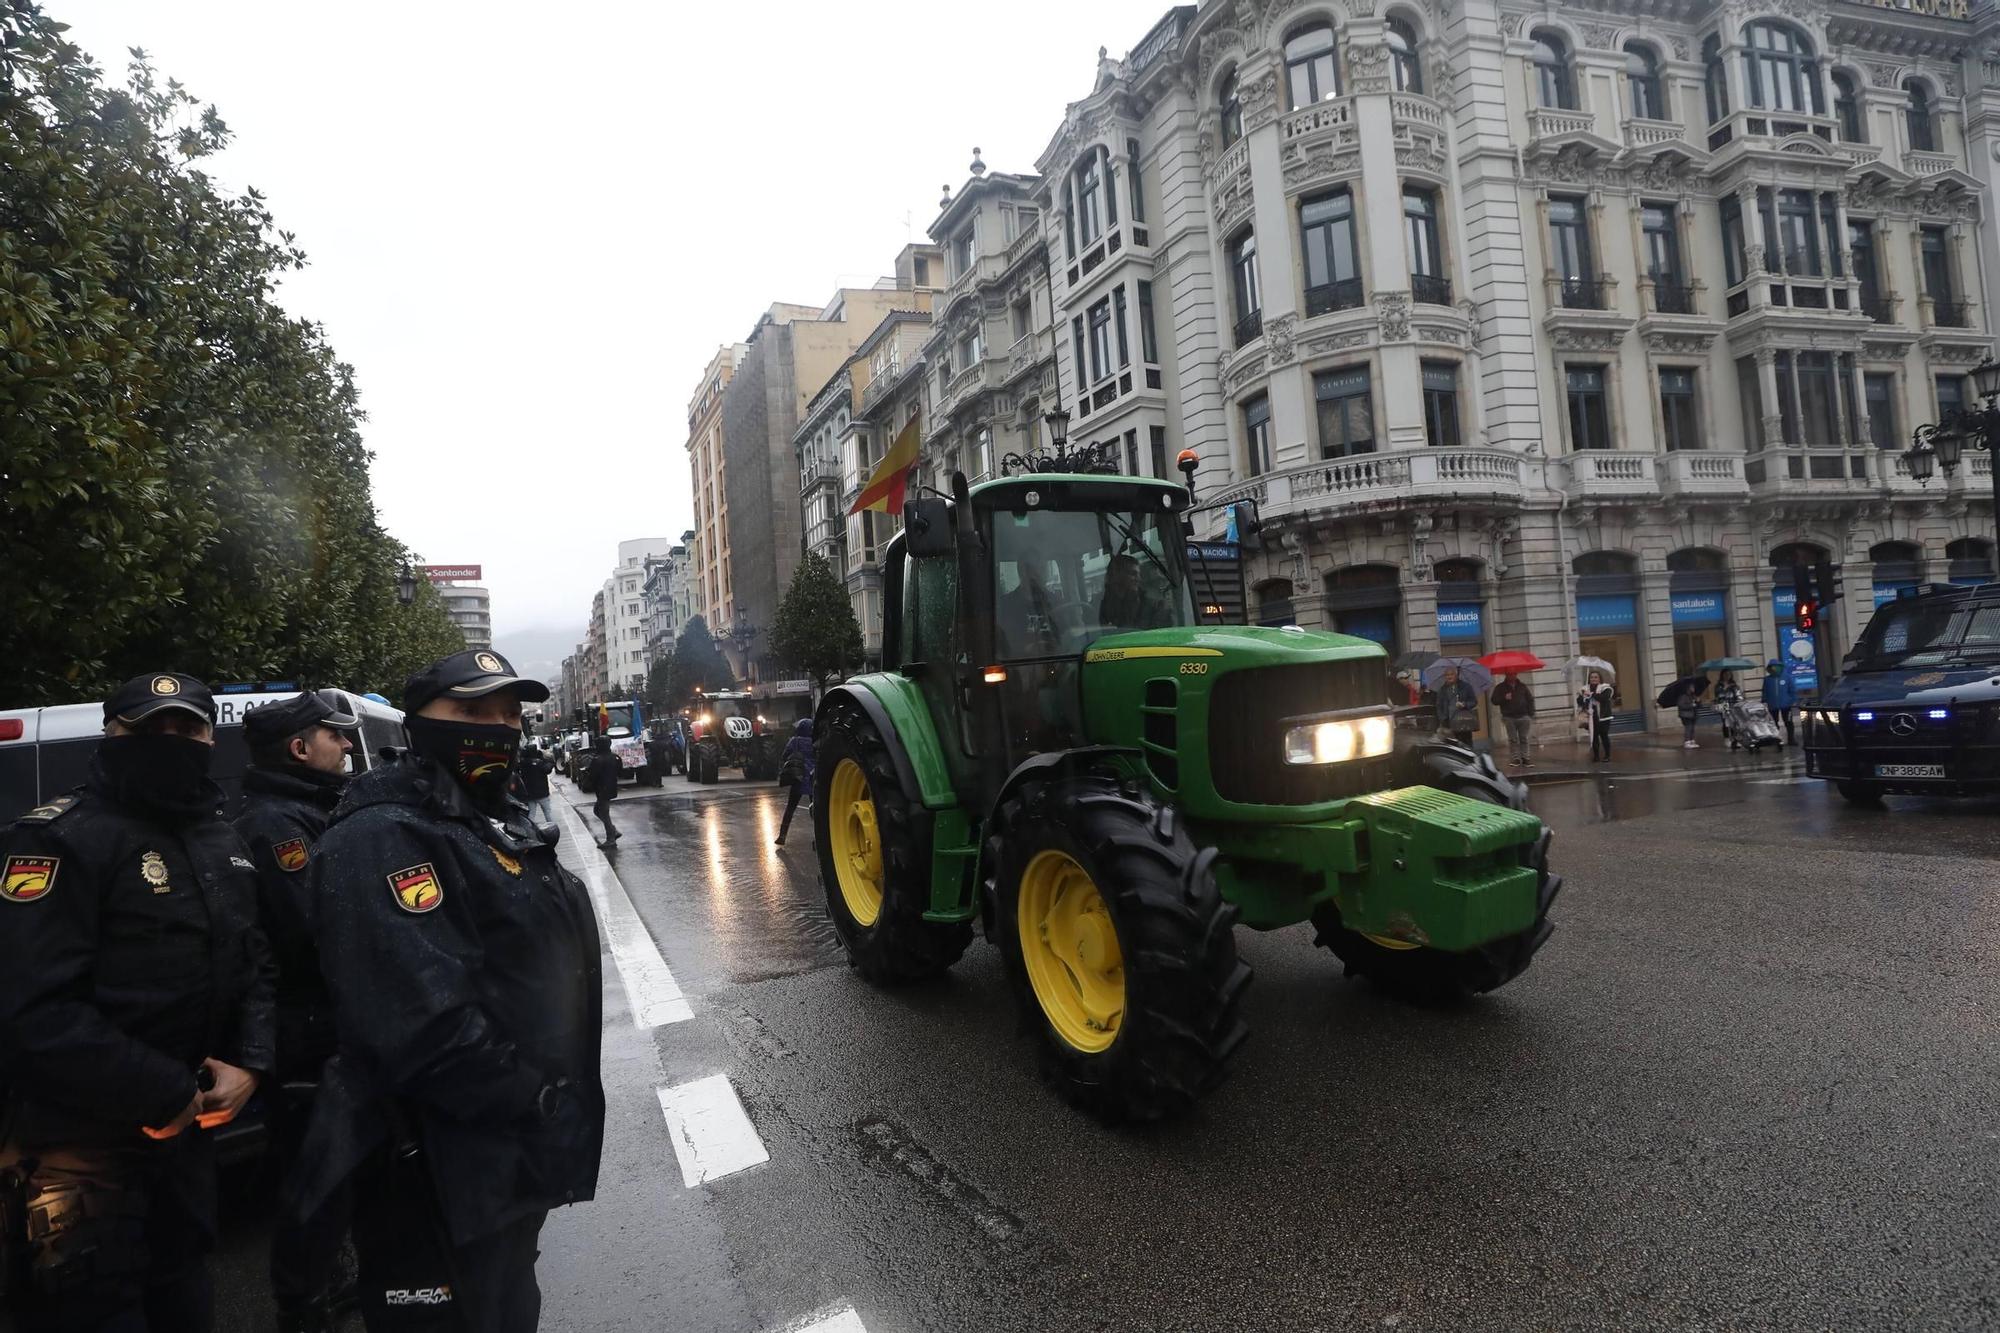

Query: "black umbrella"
(1391, 650), (1440, 676)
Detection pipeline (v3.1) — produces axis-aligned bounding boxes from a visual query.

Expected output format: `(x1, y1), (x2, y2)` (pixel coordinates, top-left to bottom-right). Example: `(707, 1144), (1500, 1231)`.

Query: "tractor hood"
(1082, 623), (1388, 666)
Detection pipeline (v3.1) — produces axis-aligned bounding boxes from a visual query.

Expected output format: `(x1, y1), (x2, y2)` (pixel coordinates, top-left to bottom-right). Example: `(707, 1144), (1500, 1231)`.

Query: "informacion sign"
(1186, 542), (1246, 623)
(419, 564), (482, 582)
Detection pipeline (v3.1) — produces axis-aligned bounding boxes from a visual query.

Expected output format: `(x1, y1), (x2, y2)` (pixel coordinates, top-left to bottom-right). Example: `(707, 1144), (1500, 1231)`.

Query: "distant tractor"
(811, 455), (1559, 1123)
(582, 699), (661, 787)
(688, 692), (780, 784)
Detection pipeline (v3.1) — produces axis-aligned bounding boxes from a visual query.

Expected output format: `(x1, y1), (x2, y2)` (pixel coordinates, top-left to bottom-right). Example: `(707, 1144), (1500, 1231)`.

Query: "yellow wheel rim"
(1362, 933), (1423, 951)
(1017, 849), (1125, 1053)
(828, 758), (883, 927)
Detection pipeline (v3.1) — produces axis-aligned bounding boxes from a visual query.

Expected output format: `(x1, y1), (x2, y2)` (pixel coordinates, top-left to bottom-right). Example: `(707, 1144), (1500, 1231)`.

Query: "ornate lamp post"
(396, 563), (418, 606)
(729, 614), (759, 684)
(1906, 355), (2000, 542)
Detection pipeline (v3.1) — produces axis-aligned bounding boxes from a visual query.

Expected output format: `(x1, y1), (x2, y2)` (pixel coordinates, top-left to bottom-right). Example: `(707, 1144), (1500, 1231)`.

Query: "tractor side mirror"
(1232, 498), (1263, 553)
(905, 497), (955, 557)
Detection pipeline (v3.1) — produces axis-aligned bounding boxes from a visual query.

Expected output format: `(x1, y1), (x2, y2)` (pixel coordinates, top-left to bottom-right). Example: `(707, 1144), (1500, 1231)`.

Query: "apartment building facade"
(1028, 0), (1995, 726)
(687, 343), (748, 634)
(641, 532), (698, 669)
(436, 583), (493, 651)
(600, 537), (673, 700)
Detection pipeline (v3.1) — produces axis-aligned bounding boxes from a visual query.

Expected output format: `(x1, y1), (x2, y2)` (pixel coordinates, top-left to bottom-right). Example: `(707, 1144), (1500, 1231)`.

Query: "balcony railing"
(1304, 278), (1364, 317)
(1649, 281), (1696, 315)
(1859, 290), (1894, 324)
(1280, 97), (1354, 145)
(1411, 273), (1453, 307)
(1906, 114), (1941, 154)
(1207, 447), (1526, 517)
(1622, 116), (1686, 149)
(1233, 309), (1264, 348)
(1907, 149), (1957, 177)
(1559, 278), (1608, 311)
(1931, 298), (1971, 328)
(1526, 106), (1595, 142)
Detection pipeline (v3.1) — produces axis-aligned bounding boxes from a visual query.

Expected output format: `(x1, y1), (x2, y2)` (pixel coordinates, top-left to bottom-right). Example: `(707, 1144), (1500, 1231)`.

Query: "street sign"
(418, 564), (482, 582)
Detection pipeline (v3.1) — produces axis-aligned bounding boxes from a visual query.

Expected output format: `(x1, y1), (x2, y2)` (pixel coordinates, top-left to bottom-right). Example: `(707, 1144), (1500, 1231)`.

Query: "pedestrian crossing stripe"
(388, 862), (442, 914)
(1, 855), (57, 903)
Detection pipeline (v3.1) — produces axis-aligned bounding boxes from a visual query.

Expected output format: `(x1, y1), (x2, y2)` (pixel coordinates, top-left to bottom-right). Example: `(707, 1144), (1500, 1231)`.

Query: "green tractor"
(811, 455), (1559, 1122)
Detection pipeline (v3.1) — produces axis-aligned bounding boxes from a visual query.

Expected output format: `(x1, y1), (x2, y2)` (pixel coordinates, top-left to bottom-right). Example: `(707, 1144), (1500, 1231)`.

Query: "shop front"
(1574, 553), (1644, 724)
(1325, 566), (1402, 655)
(1667, 550), (1730, 681)
(1870, 543), (1923, 607)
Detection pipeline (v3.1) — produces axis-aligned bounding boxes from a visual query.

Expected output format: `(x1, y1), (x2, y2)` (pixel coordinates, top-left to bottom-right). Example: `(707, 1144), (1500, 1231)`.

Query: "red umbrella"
(1479, 649), (1545, 675)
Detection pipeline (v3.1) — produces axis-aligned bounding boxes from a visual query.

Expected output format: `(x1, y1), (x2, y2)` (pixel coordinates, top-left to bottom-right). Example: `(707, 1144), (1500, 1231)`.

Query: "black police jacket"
(232, 763), (346, 1078)
(303, 753), (603, 1244)
(0, 781), (277, 1145)
(515, 751), (553, 801)
(585, 753), (621, 796)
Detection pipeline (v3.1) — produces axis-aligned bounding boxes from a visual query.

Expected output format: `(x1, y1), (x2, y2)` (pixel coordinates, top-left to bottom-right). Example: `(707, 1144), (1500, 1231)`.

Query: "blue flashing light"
(1928, 707), (1950, 720)
(1856, 710), (1875, 722)
(218, 683), (256, 694)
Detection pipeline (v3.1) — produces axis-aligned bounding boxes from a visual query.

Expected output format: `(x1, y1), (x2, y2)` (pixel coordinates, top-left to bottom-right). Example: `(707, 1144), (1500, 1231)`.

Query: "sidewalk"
(1509, 726), (1802, 784)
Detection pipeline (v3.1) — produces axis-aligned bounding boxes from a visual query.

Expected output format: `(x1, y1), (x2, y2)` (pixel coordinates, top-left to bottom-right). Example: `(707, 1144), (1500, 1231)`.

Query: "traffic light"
(1790, 564), (1816, 632)
(1795, 597), (1818, 632)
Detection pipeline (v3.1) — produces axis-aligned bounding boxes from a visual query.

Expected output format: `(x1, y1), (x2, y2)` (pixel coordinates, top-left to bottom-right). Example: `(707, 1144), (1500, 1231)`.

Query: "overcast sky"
(56, 0), (1171, 650)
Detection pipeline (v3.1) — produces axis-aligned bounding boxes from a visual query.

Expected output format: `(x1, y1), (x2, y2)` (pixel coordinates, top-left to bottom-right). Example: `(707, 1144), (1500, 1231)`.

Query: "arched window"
(1703, 34), (1729, 125)
(1625, 42), (1666, 120)
(1666, 548), (1728, 573)
(1284, 22), (1340, 109)
(1905, 78), (1937, 151)
(1947, 537), (1995, 584)
(1573, 551), (1639, 577)
(1832, 71), (1863, 142)
(1743, 21), (1820, 116)
(1387, 17), (1423, 94)
(1254, 578), (1296, 627)
(1530, 29), (1576, 110)
(1219, 71), (1243, 147)
(1074, 150), (1104, 247)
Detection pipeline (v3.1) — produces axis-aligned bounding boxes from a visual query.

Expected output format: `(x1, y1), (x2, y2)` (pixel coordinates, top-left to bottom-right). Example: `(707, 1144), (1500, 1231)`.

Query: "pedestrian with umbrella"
(1575, 666), (1618, 762)
(1481, 650), (1544, 768)
(1423, 657), (1490, 747)
(1658, 672), (1712, 749)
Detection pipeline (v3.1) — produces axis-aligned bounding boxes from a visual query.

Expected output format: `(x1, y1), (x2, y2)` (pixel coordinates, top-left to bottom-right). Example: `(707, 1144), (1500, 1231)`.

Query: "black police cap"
(403, 649), (550, 714)
(103, 673), (217, 726)
(243, 690), (361, 746)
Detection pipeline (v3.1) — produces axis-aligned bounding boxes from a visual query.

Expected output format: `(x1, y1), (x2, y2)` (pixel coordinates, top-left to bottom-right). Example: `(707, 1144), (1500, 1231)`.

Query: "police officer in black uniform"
(290, 650), (602, 1333)
(0, 672), (275, 1332)
(233, 690), (360, 1329)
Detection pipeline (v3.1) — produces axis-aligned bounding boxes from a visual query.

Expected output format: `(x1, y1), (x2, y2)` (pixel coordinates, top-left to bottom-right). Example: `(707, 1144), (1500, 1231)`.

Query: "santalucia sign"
(1862, 0), (1970, 19)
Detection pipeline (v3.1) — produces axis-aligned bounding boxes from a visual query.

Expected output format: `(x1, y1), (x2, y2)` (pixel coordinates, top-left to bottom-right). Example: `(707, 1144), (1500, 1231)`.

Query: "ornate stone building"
(1036, 0), (1998, 726)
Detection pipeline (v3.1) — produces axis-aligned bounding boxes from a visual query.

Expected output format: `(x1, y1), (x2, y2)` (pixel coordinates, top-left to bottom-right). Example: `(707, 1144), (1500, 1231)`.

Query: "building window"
(1229, 228), (1262, 343)
(1720, 194), (1746, 287)
(1864, 373), (1898, 449)
(953, 226), (975, 276)
(1087, 298), (1112, 383)
(1219, 71), (1242, 147)
(976, 426), (994, 477)
(1743, 21), (1820, 117)
(1072, 316), (1086, 390)
(1938, 374), (1967, 421)
(1405, 188), (1446, 304)
(1314, 367), (1375, 458)
(1012, 297), (1032, 342)
(1851, 220), (1883, 314)
(1149, 425), (1167, 479)
(1566, 365), (1612, 450)
(1076, 153), (1103, 247)
(1703, 35), (1729, 125)
(1127, 137), (1144, 224)
(1641, 201), (1688, 311)
(957, 330), (982, 370)
(1113, 286), (1131, 368)
(1548, 194), (1596, 306)
(1243, 393), (1272, 476)
(1301, 189), (1361, 315)
(1062, 181), (1076, 260)
(1906, 79), (1937, 152)
(1530, 30), (1575, 111)
(1920, 225), (1953, 304)
(1124, 430), (1139, 475)
(1284, 22), (1339, 108)
(1421, 361), (1460, 448)
(1138, 280), (1158, 364)
(1660, 367), (1700, 451)
(1775, 189), (1820, 276)
(1624, 42), (1665, 120)
(1387, 18), (1422, 93)
(1833, 71), (1863, 142)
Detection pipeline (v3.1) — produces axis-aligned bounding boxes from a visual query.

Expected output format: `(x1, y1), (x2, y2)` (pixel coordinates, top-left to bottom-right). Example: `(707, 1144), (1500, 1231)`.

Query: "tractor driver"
(1098, 553), (1172, 631)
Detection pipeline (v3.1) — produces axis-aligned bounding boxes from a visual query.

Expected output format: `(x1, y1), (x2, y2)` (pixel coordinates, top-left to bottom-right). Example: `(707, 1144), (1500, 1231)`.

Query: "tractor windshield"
(989, 503), (1194, 658)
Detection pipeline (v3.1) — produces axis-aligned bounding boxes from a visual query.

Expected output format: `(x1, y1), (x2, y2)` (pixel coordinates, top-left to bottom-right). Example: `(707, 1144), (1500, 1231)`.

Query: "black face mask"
(92, 733), (220, 823)
(405, 716), (521, 814)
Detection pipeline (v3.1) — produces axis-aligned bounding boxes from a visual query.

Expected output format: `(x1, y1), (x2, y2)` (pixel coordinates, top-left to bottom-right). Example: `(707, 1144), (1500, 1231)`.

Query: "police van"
(1803, 583), (2000, 804)
(0, 684), (408, 823)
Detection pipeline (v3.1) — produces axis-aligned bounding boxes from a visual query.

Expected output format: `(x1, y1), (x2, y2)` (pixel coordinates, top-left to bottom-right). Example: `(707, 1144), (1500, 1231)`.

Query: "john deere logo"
(474, 652), (503, 674)
(151, 676), (180, 696)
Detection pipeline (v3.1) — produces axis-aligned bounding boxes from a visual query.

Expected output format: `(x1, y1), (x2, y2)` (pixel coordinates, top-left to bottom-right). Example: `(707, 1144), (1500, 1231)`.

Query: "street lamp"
(1044, 407), (1071, 450)
(1903, 354), (2000, 541)
(396, 563), (417, 606)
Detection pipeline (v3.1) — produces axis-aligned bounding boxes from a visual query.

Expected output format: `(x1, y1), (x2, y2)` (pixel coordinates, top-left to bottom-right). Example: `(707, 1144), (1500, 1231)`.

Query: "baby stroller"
(1726, 698), (1784, 750)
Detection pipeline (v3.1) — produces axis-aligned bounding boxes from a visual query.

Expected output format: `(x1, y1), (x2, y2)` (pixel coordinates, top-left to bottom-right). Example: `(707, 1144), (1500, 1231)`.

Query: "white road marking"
(553, 797), (693, 1027)
(780, 1306), (868, 1333)
(656, 1075), (769, 1186)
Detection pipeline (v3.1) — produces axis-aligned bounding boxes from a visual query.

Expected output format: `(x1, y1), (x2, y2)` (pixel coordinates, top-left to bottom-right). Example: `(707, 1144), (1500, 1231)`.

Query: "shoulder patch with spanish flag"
(273, 838), (309, 873)
(2, 855), (59, 904)
(388, 863), (442, 914)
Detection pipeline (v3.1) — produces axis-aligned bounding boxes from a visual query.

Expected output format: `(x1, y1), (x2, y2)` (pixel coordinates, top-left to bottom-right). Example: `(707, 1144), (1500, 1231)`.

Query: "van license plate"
(1875, 764), (1945, 779)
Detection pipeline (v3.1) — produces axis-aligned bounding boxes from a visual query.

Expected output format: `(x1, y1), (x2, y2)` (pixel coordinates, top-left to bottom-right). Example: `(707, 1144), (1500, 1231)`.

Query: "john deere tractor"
(811, 457), (1559, 1122)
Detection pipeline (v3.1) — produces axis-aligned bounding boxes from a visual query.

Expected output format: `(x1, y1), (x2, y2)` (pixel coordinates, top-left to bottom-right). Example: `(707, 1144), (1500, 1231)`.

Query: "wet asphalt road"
(212, 763), (2000, 1332)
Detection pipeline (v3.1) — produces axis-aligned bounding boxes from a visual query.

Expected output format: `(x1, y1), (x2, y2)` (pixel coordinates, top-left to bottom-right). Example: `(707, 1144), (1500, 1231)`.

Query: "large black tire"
(987, 777), (1250, 1124)
(1838, 781), (1884, 807)
(814, 706), (971, 985)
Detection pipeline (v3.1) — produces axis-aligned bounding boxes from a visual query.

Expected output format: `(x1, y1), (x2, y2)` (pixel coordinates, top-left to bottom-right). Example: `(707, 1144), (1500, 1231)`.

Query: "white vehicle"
(0, 685), (407, 822)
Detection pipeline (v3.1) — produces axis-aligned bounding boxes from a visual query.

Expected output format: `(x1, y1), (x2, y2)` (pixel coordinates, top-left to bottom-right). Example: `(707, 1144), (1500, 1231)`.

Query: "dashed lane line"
(657, 1074), (770, 1186)
(552, 797), (693, 1027)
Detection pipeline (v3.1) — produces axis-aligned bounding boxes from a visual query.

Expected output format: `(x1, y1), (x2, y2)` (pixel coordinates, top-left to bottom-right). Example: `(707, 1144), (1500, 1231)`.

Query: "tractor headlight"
(1283, 711), (1395, 765)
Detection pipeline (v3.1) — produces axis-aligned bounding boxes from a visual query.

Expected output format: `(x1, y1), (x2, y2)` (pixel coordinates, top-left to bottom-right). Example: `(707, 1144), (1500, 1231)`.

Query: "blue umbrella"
(1422, 656), (1493, 694)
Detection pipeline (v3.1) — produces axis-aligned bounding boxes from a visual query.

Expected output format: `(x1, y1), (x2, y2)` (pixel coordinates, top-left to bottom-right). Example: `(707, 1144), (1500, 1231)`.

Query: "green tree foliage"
(663, 615), (734, 709)
(0, 6), (461, 705)
(770, 553), (863, 692)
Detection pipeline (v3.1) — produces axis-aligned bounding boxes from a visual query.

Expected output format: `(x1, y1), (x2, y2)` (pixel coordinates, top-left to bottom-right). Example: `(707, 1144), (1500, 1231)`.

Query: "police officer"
(292, 650), (603, 1332)
(584, 738), (621, 846)
(0, 672), (275, 1332)
(234, 690), (360, 1329)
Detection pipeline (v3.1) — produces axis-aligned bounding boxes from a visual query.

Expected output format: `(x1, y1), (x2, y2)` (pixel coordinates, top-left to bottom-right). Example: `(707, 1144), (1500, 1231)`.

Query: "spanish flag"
(849, 414), (922, 516)
(596, 702), (610, 734)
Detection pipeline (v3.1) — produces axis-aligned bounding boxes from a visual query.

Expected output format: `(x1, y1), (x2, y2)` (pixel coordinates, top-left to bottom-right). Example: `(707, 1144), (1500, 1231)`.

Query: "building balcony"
(1411, 273), (1453, 307)
(1559, 450), (1658, 502)
(1743, 445), (1877, 496)
(1233, 309), (1264, 349)
(1526, 105), (1597, 146)
(1859, 289), (1898, 324)
(1706, 108), (1836, 156)
(1646, 281), (1698, 316)
(1280, 96), (1356, 150)
(1657, 450), (1750, 501)
(1207, 447), (1526, 522)
(1927, 297), (1973, 329)
(1304, 279), (1364, 318)
(1209, 134), (1250, 193)
(1391, 92), (1447, 134)
(1556, 277), (1609, 311)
